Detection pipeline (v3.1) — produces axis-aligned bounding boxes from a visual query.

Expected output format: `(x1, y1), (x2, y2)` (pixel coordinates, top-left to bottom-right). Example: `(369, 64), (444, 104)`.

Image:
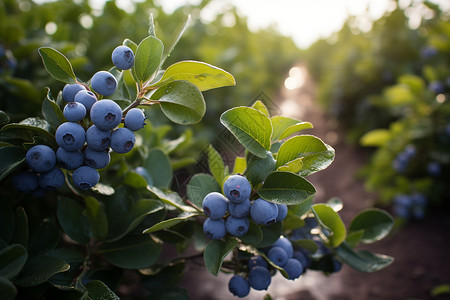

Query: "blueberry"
(111, 45), (135, 70)
(202, 192), (228, 219)
(62, 83), (86, 102)
(39, 168), (65, 190)
(74, 90), (97, 111)
(72, 166), (100, 190)
(248, 255), (268, 270)
(427, 161), (441, 176)
(225, 216), (249, 237)
(291, 227), (312, 240)
(411, 193), (427, 207)
(293, 250), (311, 269)
(12, 170), (38, 193)
(268, 246), (288, 267)
(393, 203), (410, 218)
(84, 147), (111, 169)
(90, 99), (123, 130)
(203, 218), (226, 240)
(228, 198), (251, 218)
(63, 101), (86, 122)
(55, 122), (86, 151)
(56, 147), (84, 170)
(228, 275), (250, 298)
(86, 125), (111, 152)
(124, 108), (146, 131)
(110, 127), (135, 154)
(284, 258), (303, 280)
(272, 237), (293, 258)
(393, 194), (412, 208)
(250, 198), (278, 225)
(276, 204), (288, 222)
(91, 71), (117, 96)
(304, 216), (318, 229)
(26, 145), (56, 173)
(429, 81), (445, 94)
(403, 145), (416, 158)
(248, 266), (271, 291)
(332, 258), (342, 273)
(223, 175), (251, 203)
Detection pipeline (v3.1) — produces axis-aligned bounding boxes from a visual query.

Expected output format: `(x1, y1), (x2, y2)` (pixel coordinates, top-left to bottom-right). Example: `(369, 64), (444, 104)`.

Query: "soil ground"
(179, 66), (450, 300)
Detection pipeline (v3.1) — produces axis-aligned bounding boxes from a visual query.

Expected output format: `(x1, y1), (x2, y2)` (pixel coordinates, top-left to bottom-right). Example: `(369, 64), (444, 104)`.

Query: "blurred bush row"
(304, 1), (450, 218)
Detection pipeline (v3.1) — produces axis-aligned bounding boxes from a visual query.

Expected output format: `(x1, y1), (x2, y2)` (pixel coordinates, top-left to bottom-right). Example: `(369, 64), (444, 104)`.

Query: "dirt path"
(180, 65), (450, 300)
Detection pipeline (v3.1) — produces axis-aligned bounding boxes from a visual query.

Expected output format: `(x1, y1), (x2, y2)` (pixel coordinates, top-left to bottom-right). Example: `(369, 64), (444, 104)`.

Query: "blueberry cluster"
(392, 144), (416, 173)
(202, 175), (287, 240)
(12, 45), (147, 193)
(393, 193), (427, 219)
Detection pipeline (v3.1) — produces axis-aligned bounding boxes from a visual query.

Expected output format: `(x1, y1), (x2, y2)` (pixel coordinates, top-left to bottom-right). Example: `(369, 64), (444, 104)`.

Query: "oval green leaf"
(134, 36), (164, 83)
(86, 280), (120, 300)
(57, 197), (91, 244)
(244, 151), (276, 187)
(0, 244), (28, 280)
(348, 208), (394, 244)
(336, 242), (394, 273)
(207, 145), (226, 186)
(186, 174), (221, 208)
(0, 277), (16, 300)
(0, 146), (26, 182)
(271, 116), (312, 141)
(220, 107), (272, 158)
(84, 196), (108, 241)
(142, 212), (197, 234)
(254, 221), (283, 248)
(360, 129), (391, 147)
(204, 237), (238, 276)
(42, 88), (65, 131)
(144, 148), (173, 189)
(239, 220), (263, 245)
(38, 47), (76, 84)
(312, 204), (346, 248)
(15, 255), (70, 287)
(259, 171), (316, 205)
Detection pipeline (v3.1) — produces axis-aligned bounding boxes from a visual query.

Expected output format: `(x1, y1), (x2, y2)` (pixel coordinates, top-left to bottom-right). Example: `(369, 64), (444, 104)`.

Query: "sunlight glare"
(284, 66), (306, 90)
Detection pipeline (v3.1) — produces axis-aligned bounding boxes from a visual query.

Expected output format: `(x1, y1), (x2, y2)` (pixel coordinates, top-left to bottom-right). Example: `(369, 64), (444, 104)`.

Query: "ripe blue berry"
(84, 147), (111, 169)
(293, 250), (311, 269)
(276, 204), (288, 222)
(223, 175), (252, 203)
(110, 127), (135, 154)
(284, 258), (303, 280)
(111, 45), (135, 70)
(272, 237), (293, 258)
(25, 145), (56, 173)
(72, 166), (100, 190)
(74, 90), (97, 111)
(63, 101), (86, 122)
(124, 108), (146, 131)
(248, 255), (268, 270)
(39, 168), (65, 190)
(62, 83), (86, 102)
(268, 246), (289, 267)
(248, 266), (271, 291)
(56, 147), (84, 170)
(228, 198), (251, 218)
(86, 125), (111, 151)
(228, 275), (250, 298)
(202, 192), (228, 220)
(225, 216), (249, 237)
(55, 122), (86, 151)
(91, 71), (117, 96)
(250, 198), (278, 225)
(90, 100), (122, 130)
(12, 170), (38, 193)
(203, 218), (226, 240)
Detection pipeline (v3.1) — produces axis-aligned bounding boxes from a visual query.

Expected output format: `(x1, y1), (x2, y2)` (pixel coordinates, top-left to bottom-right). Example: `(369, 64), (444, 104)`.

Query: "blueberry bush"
(0, 12), (395, 300)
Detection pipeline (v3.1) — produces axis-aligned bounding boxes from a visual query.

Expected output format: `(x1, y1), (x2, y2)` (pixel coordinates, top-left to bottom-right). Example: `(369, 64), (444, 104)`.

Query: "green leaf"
(258, 251), (289, 279)
(220, 107), (273, 158)
(141, 261), (186, 291)
(204, 237), (238, 276)
(57, 197), (91, 244)
(207, 145), (225, 185)
(0, 110), (10, 125)
(244, 151), (276, 187)
(160, 14), (190, 67)
(255, 222), (283, 248)
(258, 171), (316, 205)
(233, 156), (246, 174)
(99, 235), (162, 269)
(186, 174), (221, 208)
(276, 135), (335, 176)
(312, 204), (346, 247)
(15, 255), (70, 287)
(133, 36), (164, 83)
(0, 119), (56, 147)
(336, 242), (394, 273)
(84, 196), (108, 241)
(360, 129), (391, 147)
(85, 280), (120, 300)
(38, 47), (76, 84)
(27, 220), (59, 257)
(42, 88), (65, 131)
(142, 212), (198, 234)
(277, 157), (303, 173)
(10, 208), (28, 247)
(292, 239), (318, 253)
(431, 284), (450, 297)
(271, 116), (313, 142)
(153, 60), (235, 92)
(0, 146), (26, 182)
(151, 80), (206, 125)
(348, 208), (394, 244)
(345, 230), (365, 248)
(0, 244), (28, 279)
(144, 148), (173, 189)
(0, 198), (15, 243)
(239, 221), (263, 245)
(0, 277), (16, 300)
(123, 171), (148, 189)
(107, 199), (164, 242)
(148, 186), (195, 212)
(291, 196), (314, 217)
(251, 100), (270, 116)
